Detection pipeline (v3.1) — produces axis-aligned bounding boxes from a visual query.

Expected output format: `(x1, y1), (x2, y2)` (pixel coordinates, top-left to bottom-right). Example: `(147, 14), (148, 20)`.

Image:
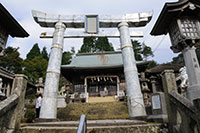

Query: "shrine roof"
(151, 0), (200, 35)
(146, 63), (183, 74)
(61, 51), (145, 69)
(0, 3), (29, 37)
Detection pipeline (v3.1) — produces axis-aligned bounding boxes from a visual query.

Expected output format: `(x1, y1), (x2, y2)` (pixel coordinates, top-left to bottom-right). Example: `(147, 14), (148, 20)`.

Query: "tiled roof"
(62, 51), (144, 69)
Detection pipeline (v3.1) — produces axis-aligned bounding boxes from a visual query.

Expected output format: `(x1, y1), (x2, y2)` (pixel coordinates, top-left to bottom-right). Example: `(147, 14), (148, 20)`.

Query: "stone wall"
(0, 94), (18, 132)
(162, 70), (200, 133)
(0, 74), (27, 133)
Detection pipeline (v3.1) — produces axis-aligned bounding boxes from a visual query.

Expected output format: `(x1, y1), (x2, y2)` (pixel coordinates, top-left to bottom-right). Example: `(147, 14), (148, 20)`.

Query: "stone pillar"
(117, 76), (120, 97)
(9, 74), (27, 131)
(118, 22), (146, 118)
(162, 70), (178, 133)
(84, 77), (88, 103)
(182, 46), (200, 101)
(40, 22), (66, 119)
(150, 76), (157, 93)
(6, 84), (10, 97)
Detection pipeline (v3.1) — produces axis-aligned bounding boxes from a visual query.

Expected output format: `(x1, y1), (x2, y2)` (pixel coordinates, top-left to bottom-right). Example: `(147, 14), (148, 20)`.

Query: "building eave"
(150, 0), (200, 36)
(0, 3), (29, 37)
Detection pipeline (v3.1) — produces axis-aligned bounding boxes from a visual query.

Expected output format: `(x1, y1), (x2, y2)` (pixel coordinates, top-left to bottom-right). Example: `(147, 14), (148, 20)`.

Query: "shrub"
(25, 109), (35, 123)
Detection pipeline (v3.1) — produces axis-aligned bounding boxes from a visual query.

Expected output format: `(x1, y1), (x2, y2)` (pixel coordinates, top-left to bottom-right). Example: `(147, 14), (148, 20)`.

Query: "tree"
(78, 37), (114, 53)
(62, 47), (75, 65)
(131, 40), (154, 61)
(26, 43), (41, 60)
(172, 53), (184, 64)
(95, 37), (114, 52)
(23, 43), (49, 84)
(146, 60), (158, 70)
(62, 51), (72, 65)
(78, 37), (96, 53)
(142, 45), (153, 60)
(23, 56), (48, 84)
(41, 47), (49, 61)
(0, 47), (23, 73)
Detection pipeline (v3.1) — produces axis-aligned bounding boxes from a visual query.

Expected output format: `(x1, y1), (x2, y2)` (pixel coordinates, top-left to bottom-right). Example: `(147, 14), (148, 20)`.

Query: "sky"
(1, 0), (179, 63)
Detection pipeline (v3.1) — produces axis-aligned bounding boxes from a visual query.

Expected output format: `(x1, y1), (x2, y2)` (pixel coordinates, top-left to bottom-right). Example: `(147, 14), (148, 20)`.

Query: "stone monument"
(32, 10), (152, 119)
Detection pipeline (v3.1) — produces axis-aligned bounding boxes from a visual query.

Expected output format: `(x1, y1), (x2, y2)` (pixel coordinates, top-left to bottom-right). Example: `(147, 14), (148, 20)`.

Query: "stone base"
(57, 96), (67, 108)
(186, 85), (200, 101)
(129, 115), (147, 121)
(35, 118), (59, 122)
(147, 114), (168, 123)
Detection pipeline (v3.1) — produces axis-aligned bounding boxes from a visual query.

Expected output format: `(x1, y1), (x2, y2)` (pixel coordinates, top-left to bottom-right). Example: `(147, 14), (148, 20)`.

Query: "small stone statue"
(38, 77), (43, 85)
(58, 86), (66, 96)
(176, 66), (189, 94)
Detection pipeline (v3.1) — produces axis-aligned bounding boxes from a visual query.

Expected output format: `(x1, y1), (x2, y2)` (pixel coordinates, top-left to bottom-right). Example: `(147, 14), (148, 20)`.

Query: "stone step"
(88, 96), (117, 103)
(20, 123), (162, 133)
(21, 119), (146, 127)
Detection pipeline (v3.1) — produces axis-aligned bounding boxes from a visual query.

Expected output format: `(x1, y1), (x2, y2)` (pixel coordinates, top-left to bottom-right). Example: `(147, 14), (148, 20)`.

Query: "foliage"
(131, 40), (154, 61)
(23, 56), (48, 84)
(25, 87), (36, 103)
(41, 47), (49, 61)
(26, 43), (40, 60)
(95, 37), (114, 52)
(146, 60), (158, 70)
(172, 53), (184, 64)
(62, 51), (72, 65)
(78, 37), (114, 53)
(22, 44), (49, 84)
(59, 75), (71, 90)
(79, 37), (96, 53)
(25, 109), (35, 123)
(142, 45), (154, 60)
(62, 47), (76, 65)
(0, 47), (23, 73)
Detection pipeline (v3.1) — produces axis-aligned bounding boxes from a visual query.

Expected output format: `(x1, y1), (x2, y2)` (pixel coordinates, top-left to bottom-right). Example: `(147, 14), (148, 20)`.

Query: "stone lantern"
(151, 0), (200, 101)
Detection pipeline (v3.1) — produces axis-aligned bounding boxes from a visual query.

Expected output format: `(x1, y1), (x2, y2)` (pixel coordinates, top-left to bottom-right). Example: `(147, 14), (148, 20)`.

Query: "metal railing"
(77, 114), (87, 133)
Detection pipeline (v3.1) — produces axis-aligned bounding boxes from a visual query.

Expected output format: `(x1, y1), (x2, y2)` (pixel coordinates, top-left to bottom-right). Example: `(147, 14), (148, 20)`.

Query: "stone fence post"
(161, 70), (178, 133)
(8, 74), (27, 132)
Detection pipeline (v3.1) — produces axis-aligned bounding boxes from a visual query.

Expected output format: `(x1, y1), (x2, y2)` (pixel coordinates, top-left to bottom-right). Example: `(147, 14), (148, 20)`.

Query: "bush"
(25, 109), (35, 123)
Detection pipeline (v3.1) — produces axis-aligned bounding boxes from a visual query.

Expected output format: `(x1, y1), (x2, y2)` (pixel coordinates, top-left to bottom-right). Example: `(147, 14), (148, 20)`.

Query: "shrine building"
(61, 51), (149, 102)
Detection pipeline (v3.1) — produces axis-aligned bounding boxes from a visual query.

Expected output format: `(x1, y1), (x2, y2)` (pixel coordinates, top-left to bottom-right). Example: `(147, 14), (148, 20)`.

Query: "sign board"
(85, 15), (99, 34)
(152, 95), (161, 109)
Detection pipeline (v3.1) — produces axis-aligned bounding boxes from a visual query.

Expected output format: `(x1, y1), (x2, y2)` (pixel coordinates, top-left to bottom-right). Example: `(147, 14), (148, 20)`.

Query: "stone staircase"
(88, 96), (117, 103)
(19, 119), (162, 133)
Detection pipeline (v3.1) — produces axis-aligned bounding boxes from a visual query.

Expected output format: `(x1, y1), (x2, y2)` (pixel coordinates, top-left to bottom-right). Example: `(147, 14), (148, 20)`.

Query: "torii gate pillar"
(118, 22), (146, 117)
(40, 22), (66, 119)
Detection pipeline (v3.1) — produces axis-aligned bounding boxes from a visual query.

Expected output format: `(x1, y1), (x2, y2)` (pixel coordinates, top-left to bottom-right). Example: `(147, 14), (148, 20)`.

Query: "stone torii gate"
(32, 10), (152, 120)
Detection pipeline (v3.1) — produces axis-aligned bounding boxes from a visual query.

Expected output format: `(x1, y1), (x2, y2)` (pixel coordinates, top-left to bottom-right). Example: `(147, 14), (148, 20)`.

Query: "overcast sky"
(1, 0), (179, 63)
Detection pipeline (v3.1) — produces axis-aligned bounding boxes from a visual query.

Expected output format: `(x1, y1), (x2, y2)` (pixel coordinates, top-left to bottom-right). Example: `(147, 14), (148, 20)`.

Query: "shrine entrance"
(32, 10), (152, 119)
(86, 76), (118, 97)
